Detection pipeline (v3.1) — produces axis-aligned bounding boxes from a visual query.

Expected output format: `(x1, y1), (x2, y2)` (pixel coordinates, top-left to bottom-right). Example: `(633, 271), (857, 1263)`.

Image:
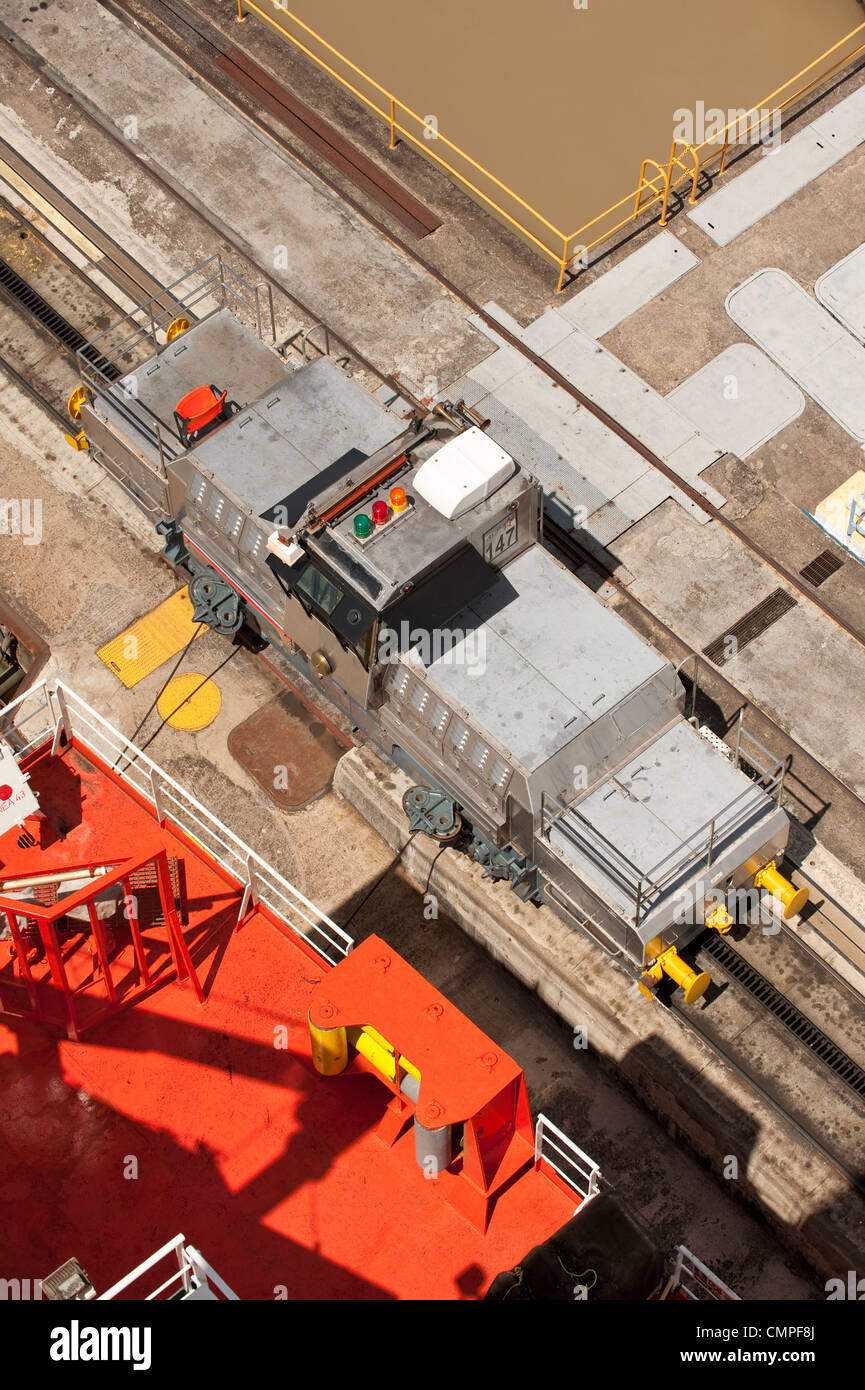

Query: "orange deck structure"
(0, 682), (583, 1300)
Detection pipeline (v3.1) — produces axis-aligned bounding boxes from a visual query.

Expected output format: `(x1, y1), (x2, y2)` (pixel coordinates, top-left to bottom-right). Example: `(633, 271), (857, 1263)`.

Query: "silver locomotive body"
(72, 261), (798, 995)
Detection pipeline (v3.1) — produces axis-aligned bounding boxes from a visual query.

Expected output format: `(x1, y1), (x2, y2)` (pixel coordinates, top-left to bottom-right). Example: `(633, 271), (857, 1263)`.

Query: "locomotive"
(66, 258), (806, 1001)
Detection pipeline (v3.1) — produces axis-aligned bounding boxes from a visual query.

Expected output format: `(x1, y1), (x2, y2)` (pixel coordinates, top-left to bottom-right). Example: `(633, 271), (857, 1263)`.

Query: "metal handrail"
(77, 256), (272, 392)
(560, 21), (865, 287)
(541, 715), (783, 926)
(534, 1113), (601, 1203)
(96, 1233), (239, 1301)
(237, 4), (865, 289)
(0, 679), (353, 964)
(659, 1245), (739, 1302)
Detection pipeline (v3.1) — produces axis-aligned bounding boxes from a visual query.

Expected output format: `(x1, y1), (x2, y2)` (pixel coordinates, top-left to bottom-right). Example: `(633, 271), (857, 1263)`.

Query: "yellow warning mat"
(97, 587), (204, 688)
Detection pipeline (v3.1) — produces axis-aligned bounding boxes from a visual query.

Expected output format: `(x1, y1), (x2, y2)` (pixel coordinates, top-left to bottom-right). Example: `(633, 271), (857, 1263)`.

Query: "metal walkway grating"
(799, 549), (844, 587)
(704, 934), (865, 1102)
(702, 589), (797, 665)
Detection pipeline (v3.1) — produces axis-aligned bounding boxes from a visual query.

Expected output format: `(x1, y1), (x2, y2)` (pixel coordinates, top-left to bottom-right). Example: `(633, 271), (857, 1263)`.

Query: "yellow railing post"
(389, 97), (396, 150)
(236, 0), (245, 20)
(557, 237), (570, 295)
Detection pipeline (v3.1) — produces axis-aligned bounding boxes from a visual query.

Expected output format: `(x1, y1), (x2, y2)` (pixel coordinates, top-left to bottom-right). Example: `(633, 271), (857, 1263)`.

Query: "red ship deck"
(0, 740), (574, 1299)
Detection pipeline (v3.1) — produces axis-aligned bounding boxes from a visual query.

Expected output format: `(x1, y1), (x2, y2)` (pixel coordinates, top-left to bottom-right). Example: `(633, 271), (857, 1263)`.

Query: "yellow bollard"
(639, 938), (711, 1005)
(308, 1016), (348, 1076)
(352, 1024), (396, 1081)
(753, 860), (809, 919)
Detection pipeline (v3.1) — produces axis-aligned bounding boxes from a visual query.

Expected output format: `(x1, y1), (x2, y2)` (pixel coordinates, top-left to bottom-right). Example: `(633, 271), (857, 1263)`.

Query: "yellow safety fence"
(237, 4), (865, 290)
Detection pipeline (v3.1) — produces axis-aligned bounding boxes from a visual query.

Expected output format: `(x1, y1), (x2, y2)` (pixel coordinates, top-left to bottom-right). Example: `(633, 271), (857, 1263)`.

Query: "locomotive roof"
(416, 546), (668, 772)
(192, 356), (405, 522)
(547, 721), (782, 930)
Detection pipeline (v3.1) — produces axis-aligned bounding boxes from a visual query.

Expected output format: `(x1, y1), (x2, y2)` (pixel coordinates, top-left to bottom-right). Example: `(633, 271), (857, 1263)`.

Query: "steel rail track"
(0, 137), (172, 308)
(0, 351), (69, 431)
(789, 868), (865, 982)
(0, 190), (127, 313)
(701, 933), (865, 1101)
(670, 991), (865, 1201)
(93, 0), (865, 662)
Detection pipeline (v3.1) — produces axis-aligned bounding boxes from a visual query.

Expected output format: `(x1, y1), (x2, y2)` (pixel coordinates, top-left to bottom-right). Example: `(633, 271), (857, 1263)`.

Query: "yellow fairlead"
(165, 316), (190, 343)
(753, 860), (809, 919)
(705, 902), (733, 934)
(639, 937), (710, 1005)
(66, 385), (89, 420)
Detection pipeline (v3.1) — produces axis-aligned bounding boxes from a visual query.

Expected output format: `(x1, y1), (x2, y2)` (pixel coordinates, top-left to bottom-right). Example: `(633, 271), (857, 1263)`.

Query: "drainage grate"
(800, 549), (844, 587)
(702, 589), (797, 665)
(0, 256), (118, 380)
(704, 934), (865, 1101)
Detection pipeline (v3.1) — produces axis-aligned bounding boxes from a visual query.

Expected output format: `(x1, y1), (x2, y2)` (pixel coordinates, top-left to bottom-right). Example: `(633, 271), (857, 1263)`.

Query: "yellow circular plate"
(157, 674), (221, 731)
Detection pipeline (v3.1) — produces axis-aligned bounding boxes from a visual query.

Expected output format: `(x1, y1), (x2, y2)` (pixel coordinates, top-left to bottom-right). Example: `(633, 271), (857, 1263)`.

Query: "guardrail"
(97, 1233), (239, 1301)
(534, 1113), (602, 1203)
(236, 4), (865, 290)
(541, 703), (785, 929)
(0, 679), (353, 965)
(659, 1244), (740, 1301)
(76, 255), (276, 468)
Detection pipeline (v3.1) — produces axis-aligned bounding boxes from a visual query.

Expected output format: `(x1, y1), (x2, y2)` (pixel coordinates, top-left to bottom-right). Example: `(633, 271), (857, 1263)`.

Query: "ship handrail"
(658, 1244), (740, 1302)
(96, 1233), (239, 1301)
(0, 679), (353, 965)
(534, 1112), (602, 1203)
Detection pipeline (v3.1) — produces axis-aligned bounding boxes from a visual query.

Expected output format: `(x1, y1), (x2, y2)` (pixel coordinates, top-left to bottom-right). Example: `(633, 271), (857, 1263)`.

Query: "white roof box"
(413, 426), (515, 520)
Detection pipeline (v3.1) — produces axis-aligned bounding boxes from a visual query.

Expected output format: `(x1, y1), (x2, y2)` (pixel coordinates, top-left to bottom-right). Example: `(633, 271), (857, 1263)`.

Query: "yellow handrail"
(235, 4), (865, 291)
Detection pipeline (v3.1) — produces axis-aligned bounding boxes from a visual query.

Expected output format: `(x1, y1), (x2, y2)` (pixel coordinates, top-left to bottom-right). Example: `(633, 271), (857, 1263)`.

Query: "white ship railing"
(97, 1233), (238, 1301)
(0, 679), (353, 964)
(534, 1113), (601, 1203)
(659, 1245), (740, 1301)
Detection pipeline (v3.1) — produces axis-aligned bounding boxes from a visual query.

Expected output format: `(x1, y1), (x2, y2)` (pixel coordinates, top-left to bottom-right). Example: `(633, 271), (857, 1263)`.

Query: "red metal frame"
(0, 847), (203, 1041)
(309, 935), (535, 1233)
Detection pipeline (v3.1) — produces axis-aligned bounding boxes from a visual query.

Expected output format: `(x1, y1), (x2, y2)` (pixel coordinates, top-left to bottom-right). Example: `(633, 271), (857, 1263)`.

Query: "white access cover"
(0, 741), (38, 836)
(413, 426), (515, 520)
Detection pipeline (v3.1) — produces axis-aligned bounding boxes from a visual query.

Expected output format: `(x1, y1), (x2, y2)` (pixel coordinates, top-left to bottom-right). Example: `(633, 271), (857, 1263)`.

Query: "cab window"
(295, 564), (344, 617)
